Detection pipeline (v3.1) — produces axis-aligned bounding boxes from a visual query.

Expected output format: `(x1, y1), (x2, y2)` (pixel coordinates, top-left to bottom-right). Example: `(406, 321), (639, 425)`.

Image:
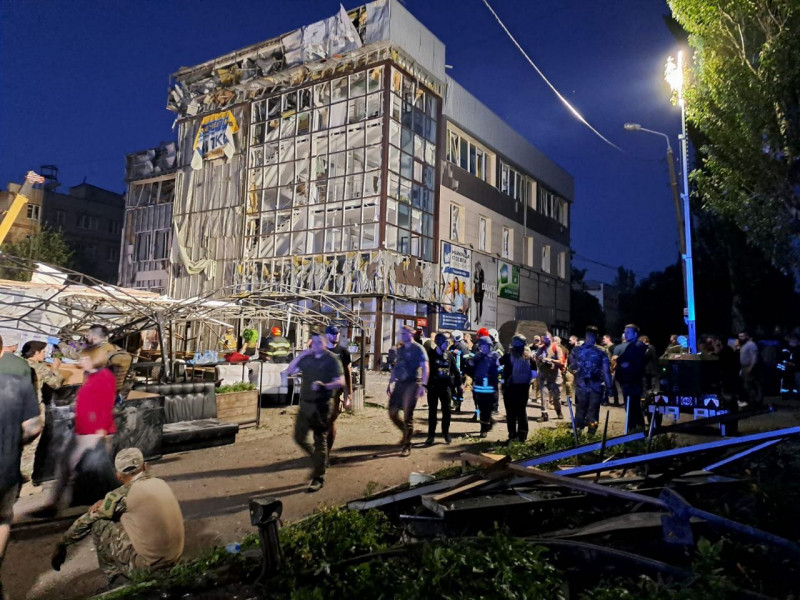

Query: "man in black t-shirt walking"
(325, 325), (352, 457)
(286, 331), (344, 492)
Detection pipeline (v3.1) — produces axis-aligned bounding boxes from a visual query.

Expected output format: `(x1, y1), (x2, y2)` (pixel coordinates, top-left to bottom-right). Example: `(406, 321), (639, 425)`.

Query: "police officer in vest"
(465, 336), (500, 438)
(425, 333), (461, 445)
(261, 326), (292, 363)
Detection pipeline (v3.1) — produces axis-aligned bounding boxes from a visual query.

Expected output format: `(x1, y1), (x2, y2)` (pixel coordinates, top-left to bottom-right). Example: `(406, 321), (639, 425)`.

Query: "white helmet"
(488, 328), (499, 341)
(451, 329), (463, 342)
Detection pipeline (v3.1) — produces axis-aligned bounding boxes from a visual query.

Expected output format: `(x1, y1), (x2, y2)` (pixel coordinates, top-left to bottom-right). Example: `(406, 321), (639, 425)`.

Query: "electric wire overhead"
(481, 0), (622, 152)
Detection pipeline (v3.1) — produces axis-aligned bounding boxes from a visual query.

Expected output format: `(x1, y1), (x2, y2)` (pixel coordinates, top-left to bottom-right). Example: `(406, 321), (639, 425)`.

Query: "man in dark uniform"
(286, 331), (344, 492)
(324, 325), (351, 457)
(499, 335), (535, 443)
(387, 326), (429, 457)
(424, 333), (461, 445)
(261, 326), (292, 363)
(568, 326), (613, 434)
(613, 324), (648, 431)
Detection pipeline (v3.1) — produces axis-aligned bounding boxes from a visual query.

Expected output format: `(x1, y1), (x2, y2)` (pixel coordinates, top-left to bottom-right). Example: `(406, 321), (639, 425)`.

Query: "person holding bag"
(34, 346), (117, 517)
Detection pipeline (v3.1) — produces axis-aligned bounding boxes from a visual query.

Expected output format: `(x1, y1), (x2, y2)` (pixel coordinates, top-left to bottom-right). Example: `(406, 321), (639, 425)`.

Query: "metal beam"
(557, 426), (800, 477)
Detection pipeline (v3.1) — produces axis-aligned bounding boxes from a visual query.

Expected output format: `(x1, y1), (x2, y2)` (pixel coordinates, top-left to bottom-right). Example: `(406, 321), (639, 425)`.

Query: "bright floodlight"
(665, 51), (685, 105)
(624, 123), (642, 131)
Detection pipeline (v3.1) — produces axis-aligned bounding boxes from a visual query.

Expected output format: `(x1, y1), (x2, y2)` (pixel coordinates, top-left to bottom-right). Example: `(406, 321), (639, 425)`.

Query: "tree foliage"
(668, 0), (800, 269)
(0, 228), (74, 281)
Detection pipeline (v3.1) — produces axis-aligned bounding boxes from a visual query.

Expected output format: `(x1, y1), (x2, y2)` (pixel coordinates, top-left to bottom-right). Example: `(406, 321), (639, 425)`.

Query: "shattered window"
(246, 63), (433, 258)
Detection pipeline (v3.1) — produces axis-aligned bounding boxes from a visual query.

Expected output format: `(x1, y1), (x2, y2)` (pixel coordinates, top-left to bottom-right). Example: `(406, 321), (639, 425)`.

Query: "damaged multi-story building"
(120, 0), (572, 367)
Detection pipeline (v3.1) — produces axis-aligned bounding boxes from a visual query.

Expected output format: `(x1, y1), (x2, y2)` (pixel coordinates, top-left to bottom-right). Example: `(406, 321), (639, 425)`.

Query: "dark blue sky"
(0, 0), (684, 283)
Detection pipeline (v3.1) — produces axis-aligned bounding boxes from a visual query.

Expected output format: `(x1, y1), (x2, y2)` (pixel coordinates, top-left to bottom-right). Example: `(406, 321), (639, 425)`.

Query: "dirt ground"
(5, 374), (794, 600)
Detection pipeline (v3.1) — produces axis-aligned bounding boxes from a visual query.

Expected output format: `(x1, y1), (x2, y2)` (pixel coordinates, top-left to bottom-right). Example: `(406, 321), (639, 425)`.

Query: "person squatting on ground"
(612, 324), (648, 431)
(37, 345), (117, 517)
(449, 330), (471, 413)
(51, 448), (184, 588)
(387, 326), (429, 457)
(324, 324), (351, 460)
(286, 331), (345, 492)
(534, 332), (565, 421)
(0, 333), (43, 599)
(499, 335), (535, 443)
(465, 336), (500, 438)
(424, 333), (461, 446)
(568, 326), (613, 435)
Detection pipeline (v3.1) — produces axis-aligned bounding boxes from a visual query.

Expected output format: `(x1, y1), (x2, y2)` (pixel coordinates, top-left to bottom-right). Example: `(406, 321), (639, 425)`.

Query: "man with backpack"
(499, 335), (535, 443)
(568, 326), (613, 435)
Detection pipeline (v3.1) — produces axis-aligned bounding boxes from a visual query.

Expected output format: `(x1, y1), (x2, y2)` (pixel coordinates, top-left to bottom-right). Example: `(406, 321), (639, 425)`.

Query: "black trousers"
(474, 392), (495, 432)
(427, 385), (452, 436)
(620, 383), (645, 431)
(503, 384), (530, 441)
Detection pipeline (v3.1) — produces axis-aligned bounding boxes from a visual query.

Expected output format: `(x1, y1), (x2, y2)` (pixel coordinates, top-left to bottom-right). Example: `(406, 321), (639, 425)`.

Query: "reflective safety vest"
(265, 336), (292, 363)
(468, 353), (498, 394)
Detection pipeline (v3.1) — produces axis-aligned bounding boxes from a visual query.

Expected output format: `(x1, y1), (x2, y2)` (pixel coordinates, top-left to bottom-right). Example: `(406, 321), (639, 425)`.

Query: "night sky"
(0, 0), (684, 283)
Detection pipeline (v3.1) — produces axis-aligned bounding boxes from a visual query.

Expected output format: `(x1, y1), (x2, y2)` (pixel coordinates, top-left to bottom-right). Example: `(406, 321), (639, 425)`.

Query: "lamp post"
(623, 122), (688, 323)
(664, 50), (697, 354)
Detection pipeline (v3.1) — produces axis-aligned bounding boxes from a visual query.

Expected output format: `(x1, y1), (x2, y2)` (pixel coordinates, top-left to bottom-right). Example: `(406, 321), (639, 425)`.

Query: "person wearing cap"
(51, 447), (184, 586)
(0, 332), (42, 597)
(261, 326), (292, 363)
(465, 336), (500, 438)
(286, 330), (345, 492)
(568, 326), (613, 435)
(387, 325), (429, 456)
(0, 329), (33, 379)
(499, 335), (535, 443)
(449, 330), (471, 413)
(324, 325), (352, 457)
(534, 332), (566, 422)
(424, 333), (461, 445)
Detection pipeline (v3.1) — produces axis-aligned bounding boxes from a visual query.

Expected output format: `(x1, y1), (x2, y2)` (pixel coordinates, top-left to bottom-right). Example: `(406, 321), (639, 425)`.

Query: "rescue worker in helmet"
(424, 333), (461, 445)
(465, 336), (500, 438)
(449, 330), (471, 413)
(261, 326), (292, 363)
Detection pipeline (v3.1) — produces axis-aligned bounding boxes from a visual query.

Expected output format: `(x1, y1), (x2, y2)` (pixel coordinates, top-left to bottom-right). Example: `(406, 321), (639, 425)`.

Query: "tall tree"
(570, 266), (605, 334)
(668, 0), (800, 270)
(0, 228), (74, 281)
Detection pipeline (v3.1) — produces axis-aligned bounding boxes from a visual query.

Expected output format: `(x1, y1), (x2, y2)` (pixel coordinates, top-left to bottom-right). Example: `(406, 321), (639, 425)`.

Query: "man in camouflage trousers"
(568, 326), (613, 435)
(51, 448), (184, 585)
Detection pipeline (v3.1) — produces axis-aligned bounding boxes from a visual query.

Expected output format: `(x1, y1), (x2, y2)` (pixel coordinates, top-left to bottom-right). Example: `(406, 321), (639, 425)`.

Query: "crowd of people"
(0, 326), (185, 596)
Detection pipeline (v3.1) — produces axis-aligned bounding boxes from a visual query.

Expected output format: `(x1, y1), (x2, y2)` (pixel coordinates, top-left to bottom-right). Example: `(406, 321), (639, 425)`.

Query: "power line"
(480, 0), (622, 152)
(572, 253), (650, 279)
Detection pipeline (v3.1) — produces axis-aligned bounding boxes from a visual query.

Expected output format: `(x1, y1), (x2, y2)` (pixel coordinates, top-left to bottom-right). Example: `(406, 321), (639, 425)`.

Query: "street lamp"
(623, 122), (688, 322)
(664, 50), (697, 354)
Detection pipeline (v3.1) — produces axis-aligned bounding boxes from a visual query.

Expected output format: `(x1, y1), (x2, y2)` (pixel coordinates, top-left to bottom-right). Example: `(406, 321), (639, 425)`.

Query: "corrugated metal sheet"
(443, 77), (574, 201)
(387, 0), (446, 82)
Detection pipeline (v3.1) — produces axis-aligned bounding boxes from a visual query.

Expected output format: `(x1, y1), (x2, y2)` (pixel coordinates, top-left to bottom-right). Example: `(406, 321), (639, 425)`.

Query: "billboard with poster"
(471, 255), (497, 330)
(440, 242), (471, 330)
(497, 260), (520, 300)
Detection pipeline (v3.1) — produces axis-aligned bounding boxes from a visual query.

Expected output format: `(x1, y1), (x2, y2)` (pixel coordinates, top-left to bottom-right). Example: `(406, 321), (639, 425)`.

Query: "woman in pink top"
(36, 346), (117, 516)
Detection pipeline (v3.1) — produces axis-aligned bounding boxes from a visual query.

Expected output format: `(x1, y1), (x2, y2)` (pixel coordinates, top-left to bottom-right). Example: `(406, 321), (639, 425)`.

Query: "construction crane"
(0, 171), (44, 246)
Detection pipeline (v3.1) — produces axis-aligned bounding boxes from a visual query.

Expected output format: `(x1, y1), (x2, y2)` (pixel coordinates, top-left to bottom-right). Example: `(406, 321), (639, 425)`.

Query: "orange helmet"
(477, 327), (490, 338)
(271, 326), (282, 336)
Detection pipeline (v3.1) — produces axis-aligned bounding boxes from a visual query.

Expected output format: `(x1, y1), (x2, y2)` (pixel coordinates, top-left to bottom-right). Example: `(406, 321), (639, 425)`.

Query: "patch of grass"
(215, 381), (256, 394)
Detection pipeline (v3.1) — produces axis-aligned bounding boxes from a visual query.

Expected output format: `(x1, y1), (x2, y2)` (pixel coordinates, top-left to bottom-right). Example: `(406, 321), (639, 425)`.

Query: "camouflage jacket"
(61, 474), (147, 545)
(568, 344), (612, 391)
(28, 359), (64, 403)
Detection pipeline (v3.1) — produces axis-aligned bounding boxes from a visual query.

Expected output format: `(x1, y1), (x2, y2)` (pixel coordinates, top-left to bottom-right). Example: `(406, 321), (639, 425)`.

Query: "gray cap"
(0, 329), (22, 347)
(477, 335), (493, 347)
(115, 448), (144, 474)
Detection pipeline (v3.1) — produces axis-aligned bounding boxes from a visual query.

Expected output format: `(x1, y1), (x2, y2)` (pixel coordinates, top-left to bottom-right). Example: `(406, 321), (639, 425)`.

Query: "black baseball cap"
(325, 325), (340, 336)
